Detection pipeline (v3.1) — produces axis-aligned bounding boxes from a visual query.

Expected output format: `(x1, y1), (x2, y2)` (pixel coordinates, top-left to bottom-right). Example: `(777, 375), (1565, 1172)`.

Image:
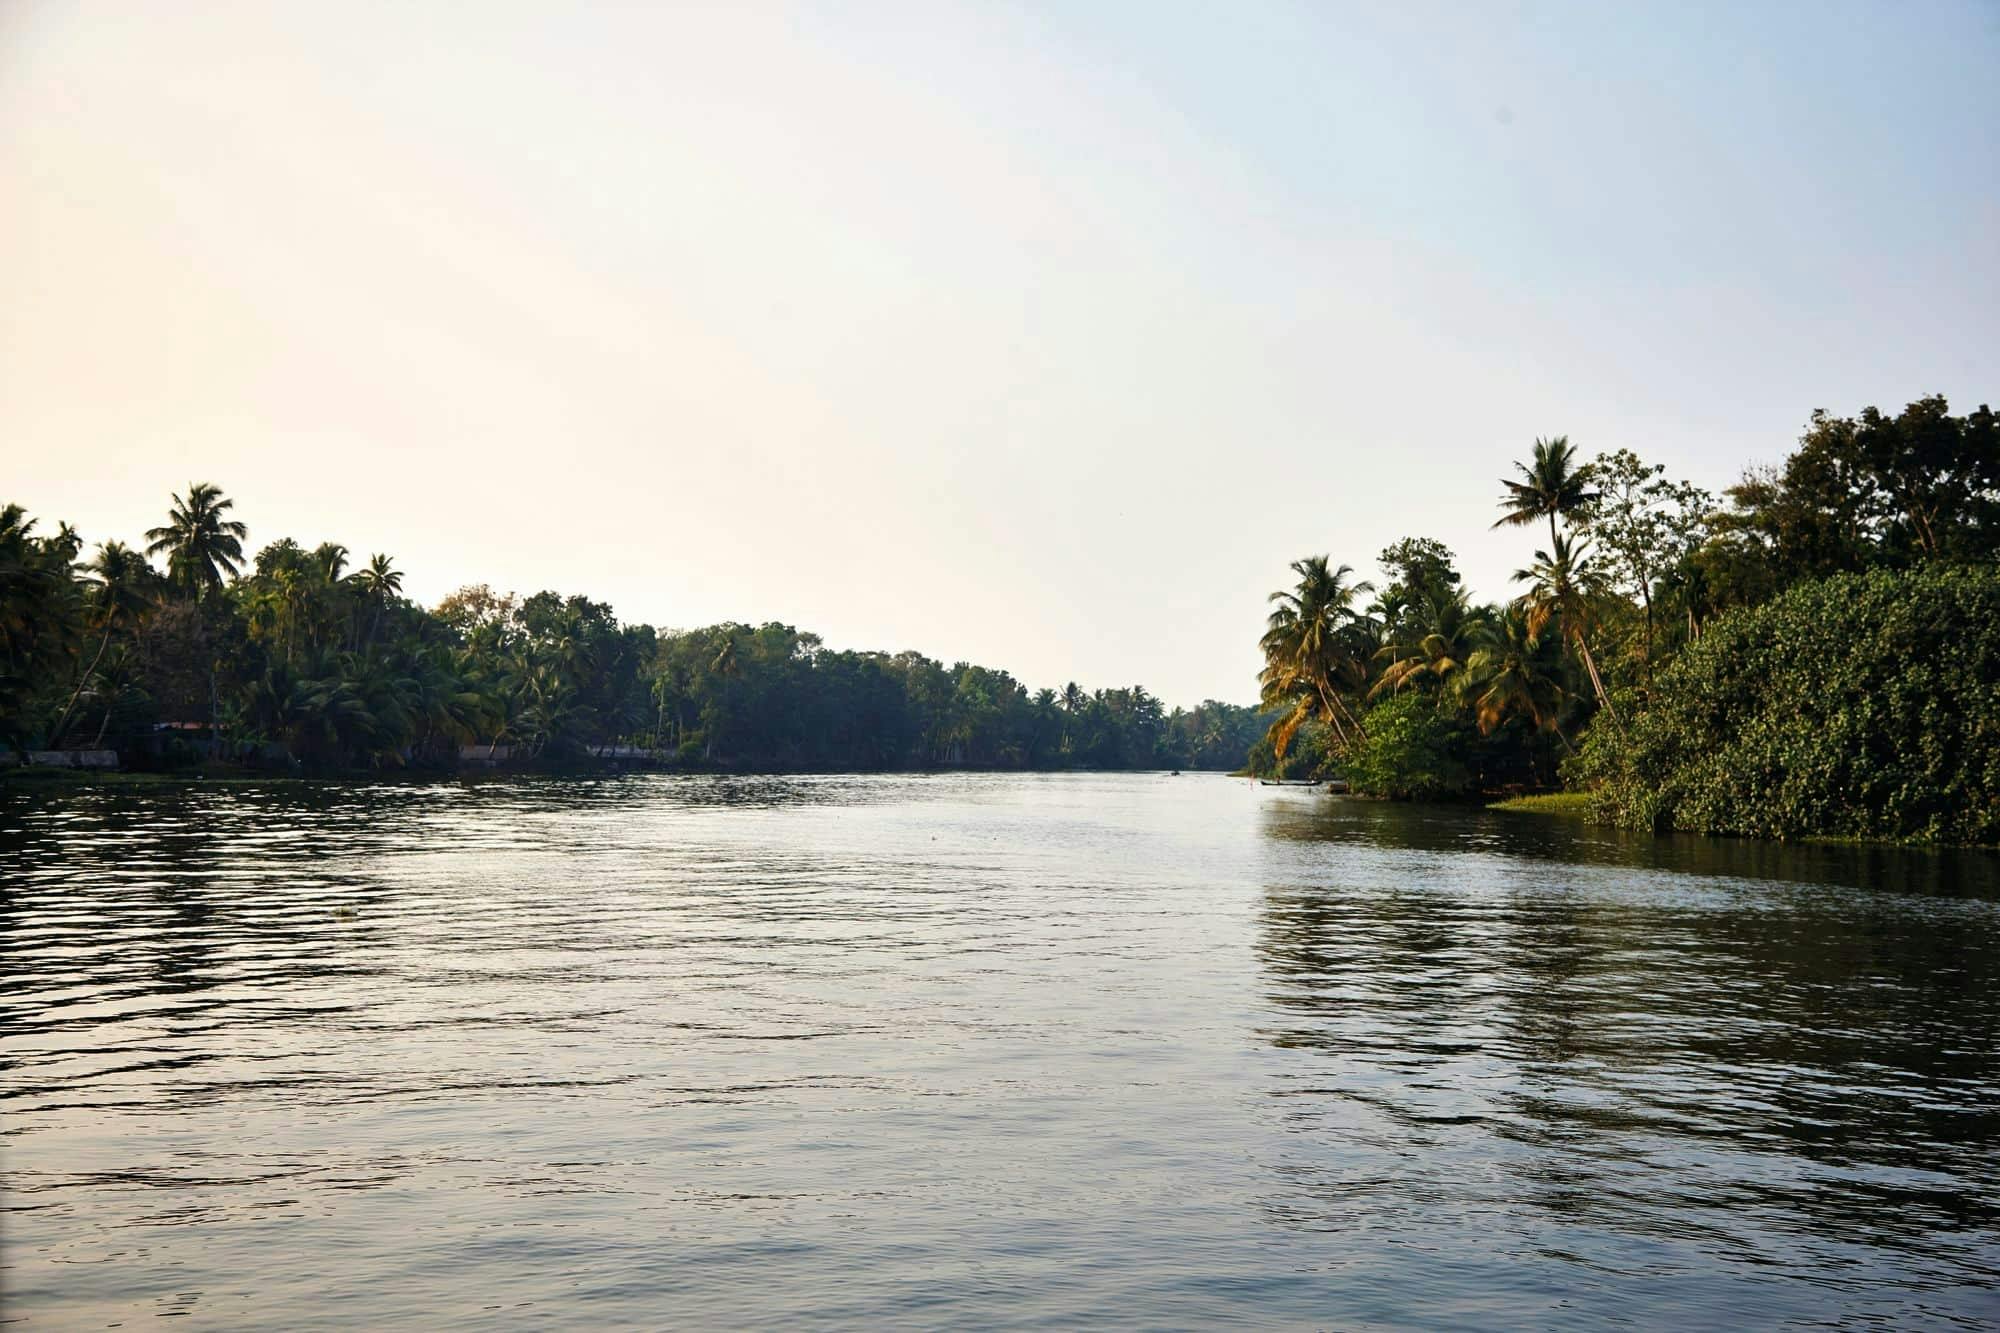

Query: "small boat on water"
(1258, 779), (1321, 787)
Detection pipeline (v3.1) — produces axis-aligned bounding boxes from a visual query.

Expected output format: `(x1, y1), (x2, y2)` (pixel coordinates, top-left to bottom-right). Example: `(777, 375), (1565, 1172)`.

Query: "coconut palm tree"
(313, 542), (350, 584)
(352, 553), (403, 648)
(1513, 533), (1619, 727)
(1259, 556), (1373, 755)
(1493, 436), (1599, 551)
(1459, 606), (1568, 741)
(0, 506), (84, 745)
(352, 552), (401, 600)
(48, 542), (158, 745)
(145, 483), (248, 598)
(1370, 584), (1488, 698)
(0, 506), (70, 668)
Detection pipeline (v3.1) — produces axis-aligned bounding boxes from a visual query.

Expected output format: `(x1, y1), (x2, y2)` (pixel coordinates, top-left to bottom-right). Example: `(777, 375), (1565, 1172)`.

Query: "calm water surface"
(4, 773), (1999, 1328)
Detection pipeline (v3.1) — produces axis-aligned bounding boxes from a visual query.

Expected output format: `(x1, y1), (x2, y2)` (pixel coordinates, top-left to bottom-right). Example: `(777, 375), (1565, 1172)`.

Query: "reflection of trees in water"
(1251, 799), (2000, 1255)
(1257, 795), (2000, 898)
(0, 787), (407, 1090)
(0, 773), (905, 1049)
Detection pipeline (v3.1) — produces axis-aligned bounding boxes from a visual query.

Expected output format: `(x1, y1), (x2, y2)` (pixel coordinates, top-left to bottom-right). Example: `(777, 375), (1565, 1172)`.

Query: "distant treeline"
(0, 494), (1264, 773)
(1253, 394), (1999, 842)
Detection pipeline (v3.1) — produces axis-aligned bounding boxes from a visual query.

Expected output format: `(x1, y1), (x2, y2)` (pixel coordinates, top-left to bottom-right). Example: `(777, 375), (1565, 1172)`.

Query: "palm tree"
(1259, 556), (1373, 756)
(1493, 436), (1598, 551)
(48, 542), (157, 745)
(352, 552), (401, 599)
(1460, 606), (1568, 742)
(1513, 533), (1619, 727)
(408, 644), (488, 758)
(515, 661), (586, 759)
(145, 483), (248, 598)
(1, 506), (84, 745)
(0, 506), (69, 667)
(1370, 584), (1488, 698)
(352, 553), (403, 648)
(313, 542), (350, 584)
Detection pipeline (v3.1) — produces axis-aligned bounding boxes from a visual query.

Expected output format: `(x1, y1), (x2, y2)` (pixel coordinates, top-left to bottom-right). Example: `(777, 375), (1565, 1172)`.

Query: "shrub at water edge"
(1341, 692), (1476, 801)
(1569, 566), (2000, 844)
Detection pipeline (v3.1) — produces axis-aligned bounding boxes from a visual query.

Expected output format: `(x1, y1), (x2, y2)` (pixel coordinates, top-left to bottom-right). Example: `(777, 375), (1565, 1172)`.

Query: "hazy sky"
(4, 2), (1995, 705)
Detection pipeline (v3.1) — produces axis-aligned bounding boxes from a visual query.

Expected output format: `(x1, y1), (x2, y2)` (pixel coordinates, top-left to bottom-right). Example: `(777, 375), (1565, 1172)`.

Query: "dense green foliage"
(1570, 567), (2000, 844)
(1253, 530), (1580, 796)
(1339, 693), (1473, 801)
(1253, 395), (1998, 841)
(2, 491), (1262, 773)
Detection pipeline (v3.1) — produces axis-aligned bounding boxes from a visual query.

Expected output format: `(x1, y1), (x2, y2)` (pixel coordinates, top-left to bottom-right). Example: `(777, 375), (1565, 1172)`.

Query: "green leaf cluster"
(1340, 692), (1475, 801)
(1569, 565), (2000, 844)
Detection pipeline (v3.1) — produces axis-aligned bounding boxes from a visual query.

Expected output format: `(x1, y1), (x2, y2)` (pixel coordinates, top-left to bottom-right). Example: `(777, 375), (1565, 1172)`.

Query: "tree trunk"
(1339, 693), (1368, 741)
(1575, 632), (1620, 729)
(1313, 681), (1350, 749)
(49, 622), (114, 746)
(1639, 581), (1655, 678)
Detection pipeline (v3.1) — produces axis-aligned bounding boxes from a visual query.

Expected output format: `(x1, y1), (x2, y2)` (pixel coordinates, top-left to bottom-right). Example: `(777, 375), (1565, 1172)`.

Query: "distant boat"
(1258, 778), (1321, 787)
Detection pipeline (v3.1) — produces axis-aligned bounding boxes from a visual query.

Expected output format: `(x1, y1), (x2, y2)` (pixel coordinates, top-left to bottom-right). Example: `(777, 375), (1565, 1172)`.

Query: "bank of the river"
(0, 765), (306, 788)
(1488, 791), (1594, 816)
(1, 762), (1228, 790)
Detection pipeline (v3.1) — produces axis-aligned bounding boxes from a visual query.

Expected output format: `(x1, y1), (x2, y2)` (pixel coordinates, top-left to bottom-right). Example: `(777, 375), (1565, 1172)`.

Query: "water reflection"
(4, 776), (1999, 1328)
(1255, 794), (2000, 1321)
(1260, 793), (2000, 897)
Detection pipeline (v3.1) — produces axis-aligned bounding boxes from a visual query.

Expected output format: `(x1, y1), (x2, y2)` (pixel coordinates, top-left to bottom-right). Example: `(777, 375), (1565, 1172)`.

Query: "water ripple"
(3, 774), (1998, 1327)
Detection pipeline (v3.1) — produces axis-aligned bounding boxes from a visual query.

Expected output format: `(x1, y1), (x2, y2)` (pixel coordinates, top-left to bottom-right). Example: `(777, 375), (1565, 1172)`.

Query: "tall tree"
(1460, 606), (1567, 742)
(1259, 556), (1372, 756)
(48, 542), (158, 745)
(1715, 397), (1999, 586)
(0, 505), (83, 745)
(1513, 533), (1618, 727)
(1493, 436), (1599, 551)
(144, 483), (248, 598)
(352, 553), (403, 648)
(1371, 583), (1487, 699)
(1577, 449), (1713, 669)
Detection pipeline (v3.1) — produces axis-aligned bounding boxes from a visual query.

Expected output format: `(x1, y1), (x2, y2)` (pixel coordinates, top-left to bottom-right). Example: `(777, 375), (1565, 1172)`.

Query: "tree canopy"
(2, 486), (1263, 774)
(1254, 394), (1998, 842)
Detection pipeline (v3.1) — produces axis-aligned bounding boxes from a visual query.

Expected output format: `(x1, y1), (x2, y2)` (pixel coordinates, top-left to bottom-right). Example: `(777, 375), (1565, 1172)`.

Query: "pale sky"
(3, 2), (1995, 706)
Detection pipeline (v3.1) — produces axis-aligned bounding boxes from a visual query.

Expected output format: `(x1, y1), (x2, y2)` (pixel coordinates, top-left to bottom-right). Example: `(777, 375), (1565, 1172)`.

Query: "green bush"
(1342, 692), (1474, 800)
(1570, 565), (2000, 844)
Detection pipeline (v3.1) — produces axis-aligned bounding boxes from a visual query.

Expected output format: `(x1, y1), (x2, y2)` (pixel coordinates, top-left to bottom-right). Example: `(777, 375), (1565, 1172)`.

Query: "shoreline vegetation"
(6, 395), (1995, 845)
(1488, 792), (1593, 816)
(0, 761), (1216, 788)
(1, 487), (1265, 780)
(1247, 396), (1998, 847)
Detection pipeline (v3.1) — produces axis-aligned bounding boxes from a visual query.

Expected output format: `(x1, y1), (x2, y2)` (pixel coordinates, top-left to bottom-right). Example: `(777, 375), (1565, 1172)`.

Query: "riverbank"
(0, 765), (309, 788)
(1, 762), (1225, 790)
(1488, 792), (1593, 816)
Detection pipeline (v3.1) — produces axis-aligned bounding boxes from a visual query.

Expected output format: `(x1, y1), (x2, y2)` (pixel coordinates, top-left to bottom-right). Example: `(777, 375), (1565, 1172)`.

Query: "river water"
(4, 772), (1998, 1328)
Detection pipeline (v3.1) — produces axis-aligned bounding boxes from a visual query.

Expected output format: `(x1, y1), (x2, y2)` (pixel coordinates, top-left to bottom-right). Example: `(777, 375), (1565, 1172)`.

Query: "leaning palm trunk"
(1572, 631), (1620, 729)
(1335, 692), (1368, 743)
(1314, 681), (1351, 749)
(48, 621), (113, 746)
